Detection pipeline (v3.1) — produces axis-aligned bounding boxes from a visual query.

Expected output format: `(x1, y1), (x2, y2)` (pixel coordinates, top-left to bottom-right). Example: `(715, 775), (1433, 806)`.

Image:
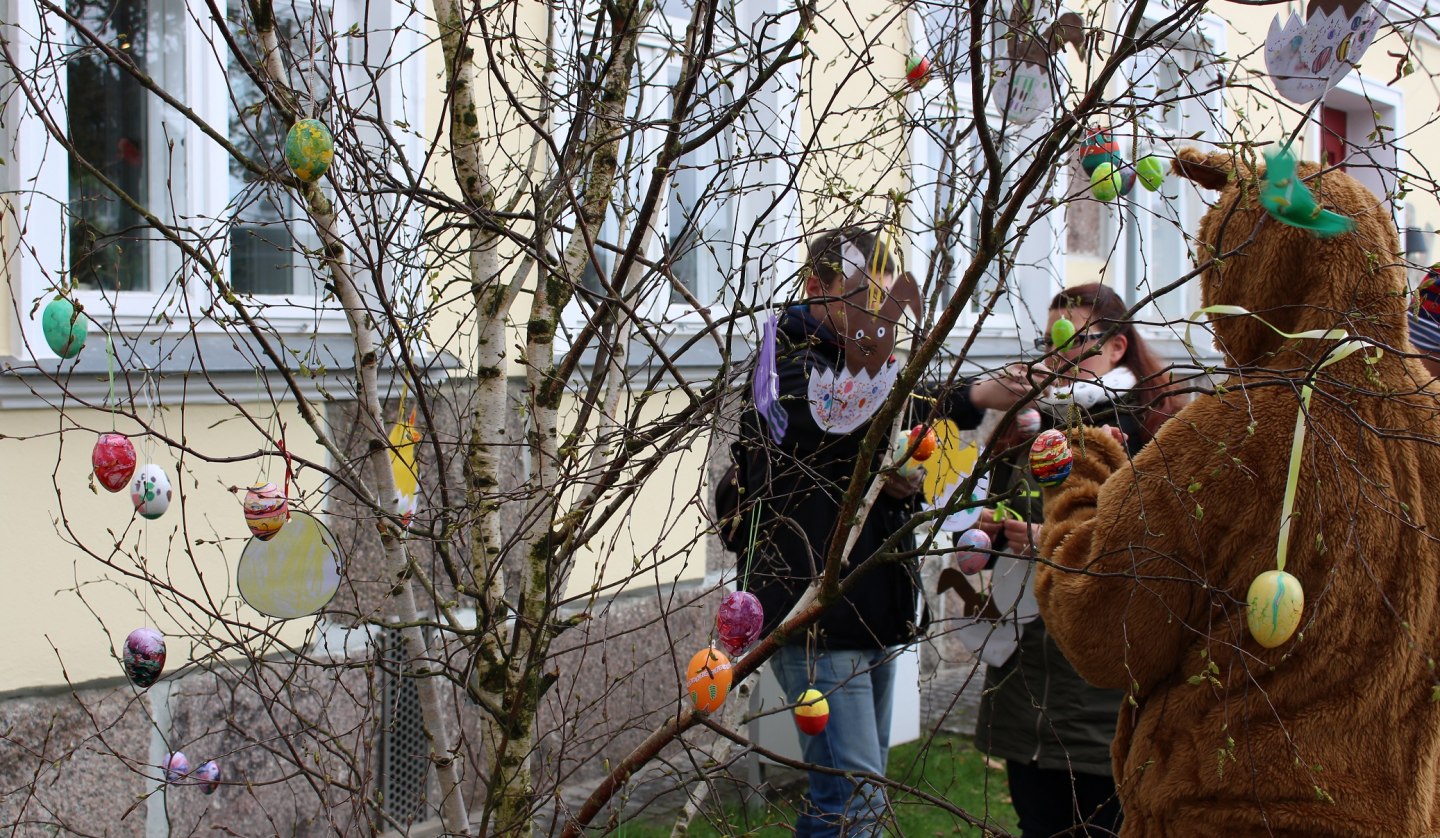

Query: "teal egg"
(1136, 155), (1166, 192)
(283, 120), (334, 183)
(41, 298), (87, 359)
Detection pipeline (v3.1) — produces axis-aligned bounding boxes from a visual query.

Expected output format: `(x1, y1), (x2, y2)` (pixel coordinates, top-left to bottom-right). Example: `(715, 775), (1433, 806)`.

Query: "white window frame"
(1303, 70), (1404, 228)
(6, 0), (421, 359)
(904, 7), (1067, 357)
(1103, 10), (1227, 335)
(556, 0), (798, 347)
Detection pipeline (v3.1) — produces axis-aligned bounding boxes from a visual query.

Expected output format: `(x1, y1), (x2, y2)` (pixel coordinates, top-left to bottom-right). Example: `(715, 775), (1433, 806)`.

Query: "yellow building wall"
(0, 401), (327, 691)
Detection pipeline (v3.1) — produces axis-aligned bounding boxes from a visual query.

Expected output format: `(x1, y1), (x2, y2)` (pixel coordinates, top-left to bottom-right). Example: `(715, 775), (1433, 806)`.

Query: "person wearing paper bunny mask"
(734, 226), (1041, 837)
(967, 283), (1176, 837)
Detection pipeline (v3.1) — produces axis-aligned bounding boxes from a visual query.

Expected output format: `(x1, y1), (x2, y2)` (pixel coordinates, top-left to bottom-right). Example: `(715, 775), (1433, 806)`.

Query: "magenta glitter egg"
(165, 751), (190, 784)
(122, 627), (166, 688)
(92, 433), (136, 493)
(716, 590), (764, 656)
(195, 760), (221, 794)
(956, 529), (992, 575)
(1015, 409), (1042, 436)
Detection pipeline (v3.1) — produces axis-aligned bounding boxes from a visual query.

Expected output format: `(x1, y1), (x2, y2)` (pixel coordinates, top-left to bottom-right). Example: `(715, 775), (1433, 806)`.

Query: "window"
(66, 0), (186, 292)
(1098, 14), (1226, 325)
(226, 1), (333, 297)
(666, 62), (736, 306)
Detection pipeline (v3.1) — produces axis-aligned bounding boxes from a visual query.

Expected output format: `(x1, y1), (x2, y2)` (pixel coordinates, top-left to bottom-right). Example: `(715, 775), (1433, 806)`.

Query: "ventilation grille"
(379, 627), (431, 826)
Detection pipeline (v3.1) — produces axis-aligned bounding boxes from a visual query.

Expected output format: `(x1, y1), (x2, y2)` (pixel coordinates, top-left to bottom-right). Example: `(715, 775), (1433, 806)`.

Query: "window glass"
(227, 0), (331, 295)
(67, 0), (185, 291)
(667, 63), (735, 305)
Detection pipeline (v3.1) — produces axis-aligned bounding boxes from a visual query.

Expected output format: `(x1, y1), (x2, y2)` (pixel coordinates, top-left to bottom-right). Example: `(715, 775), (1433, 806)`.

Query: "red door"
(1321, 107), (1348, 169)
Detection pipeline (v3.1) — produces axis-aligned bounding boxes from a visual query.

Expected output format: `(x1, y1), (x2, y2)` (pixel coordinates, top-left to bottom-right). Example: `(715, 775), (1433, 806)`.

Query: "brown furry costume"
(1036, 148), (1440, 836)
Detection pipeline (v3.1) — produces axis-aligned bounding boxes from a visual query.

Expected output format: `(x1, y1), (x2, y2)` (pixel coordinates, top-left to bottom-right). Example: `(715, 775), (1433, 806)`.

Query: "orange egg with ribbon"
(685, 648), (733, 713)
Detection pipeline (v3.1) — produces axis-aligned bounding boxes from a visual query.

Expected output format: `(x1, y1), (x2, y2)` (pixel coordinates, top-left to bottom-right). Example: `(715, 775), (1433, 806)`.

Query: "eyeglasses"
(1033, 332), (1106, 351)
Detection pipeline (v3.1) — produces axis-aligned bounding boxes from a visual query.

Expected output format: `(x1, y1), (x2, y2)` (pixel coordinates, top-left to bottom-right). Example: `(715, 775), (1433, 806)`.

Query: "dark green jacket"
(973, 399), (1142, 777)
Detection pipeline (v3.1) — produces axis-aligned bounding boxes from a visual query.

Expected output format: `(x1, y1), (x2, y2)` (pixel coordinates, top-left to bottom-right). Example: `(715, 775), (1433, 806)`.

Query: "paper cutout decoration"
(919, 421), (988, 532)
(41, 298), (87, 359)
(130, 464), (172, 519)
(388, 409), (421, 528)
(194, 760), (221, 795)
(92, 433), (136, 493)
(283, 119), (334, 182)
(940, 553), (1041, 667)
(992, 6), (1084, 124)
(122, 627), (165, 688)
(716, 591), (764, 656)
(807, 264), (921, 434)
(237, 511), (343, 619)
(1264, 0), (1387, 104)
(1259, 147), (1355, 239)
(753, 314), (788, 444)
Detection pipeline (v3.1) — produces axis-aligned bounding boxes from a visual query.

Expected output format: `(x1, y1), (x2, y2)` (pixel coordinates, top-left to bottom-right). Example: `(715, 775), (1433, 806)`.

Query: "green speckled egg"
(283, 119), (334, 183)
(41, 297), (87, 359)
(1136, 155), (1166, 192)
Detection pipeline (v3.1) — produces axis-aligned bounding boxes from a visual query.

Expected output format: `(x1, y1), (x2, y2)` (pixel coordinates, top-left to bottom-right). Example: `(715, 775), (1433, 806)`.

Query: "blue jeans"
(772, 644), (898, 838)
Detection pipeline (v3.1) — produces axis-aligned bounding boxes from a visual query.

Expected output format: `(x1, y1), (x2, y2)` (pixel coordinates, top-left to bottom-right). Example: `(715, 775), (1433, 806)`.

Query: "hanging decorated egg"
(716, 590), (764, 656)
(955, 528), (992, 574)
(684, 647), (733, 713)
(194, 760), (221, 795)
(1016, 408), (1042, 436)
(283, 119), (334, 183)
(794, 689), (830, 735)
(1049, 317), (1076, 352)
(41, 298), (87, 359)
(164, 751), (190, 784)
(92, 433), (137, 493)
(1136, 155), (1166, 192)
(1079, 129), (1121, 175)
(1118, 166), (1137, 198)
(122, 626), (166, 688)
(243, 482), (289, 541)
(1090, 162), (1124, 202)
(907, 425), (938, 462)
(905, 56), (932, 90)
(1246, 569), (1304, 648)
(1030, 429), (1073, 487)
(130, 464), (172, 520)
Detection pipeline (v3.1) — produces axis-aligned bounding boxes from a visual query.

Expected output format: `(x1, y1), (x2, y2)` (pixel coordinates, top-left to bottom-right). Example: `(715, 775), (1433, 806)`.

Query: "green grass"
(612, 734), (1019, 837)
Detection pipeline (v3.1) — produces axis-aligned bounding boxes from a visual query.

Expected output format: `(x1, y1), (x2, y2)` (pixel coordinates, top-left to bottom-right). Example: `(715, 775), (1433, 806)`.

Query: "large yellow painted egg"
(685, 648), (733, 713)
(1246, 569), (1304, 648)
(283, 119), (334, 183)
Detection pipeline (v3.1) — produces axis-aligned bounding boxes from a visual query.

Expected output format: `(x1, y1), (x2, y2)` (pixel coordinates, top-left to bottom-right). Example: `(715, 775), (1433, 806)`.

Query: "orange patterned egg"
(685, 648), (733, 713)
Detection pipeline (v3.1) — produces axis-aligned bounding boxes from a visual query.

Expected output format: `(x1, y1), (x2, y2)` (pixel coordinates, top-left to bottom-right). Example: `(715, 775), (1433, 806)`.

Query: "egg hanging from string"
(122, 626), (166, 688)
(684, 647), (733, 713)
(794, 689), (830, 735)
(1030, 429), (1073, 488)
(955, 528), (992, 574)
(283, 119), (334, 183)
(92, 433), (136, 493)
(40, 298), (87, 359)
(164, 752), (190, 784)
(716, 590), (764, 656)
(242, 482), (289, 541)
(1246, 569), (1304, 648)
(130, 464), (172, 519)
(194, 760), (221, 795)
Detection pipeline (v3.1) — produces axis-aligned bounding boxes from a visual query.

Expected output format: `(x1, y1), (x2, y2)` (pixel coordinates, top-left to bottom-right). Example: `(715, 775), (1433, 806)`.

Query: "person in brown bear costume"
(1035, 146), (1440, 835)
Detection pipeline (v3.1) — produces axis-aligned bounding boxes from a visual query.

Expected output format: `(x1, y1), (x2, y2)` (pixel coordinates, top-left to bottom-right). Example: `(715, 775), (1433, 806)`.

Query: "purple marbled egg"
(716, 590), (764, 656)
(122, 627), (166, 688)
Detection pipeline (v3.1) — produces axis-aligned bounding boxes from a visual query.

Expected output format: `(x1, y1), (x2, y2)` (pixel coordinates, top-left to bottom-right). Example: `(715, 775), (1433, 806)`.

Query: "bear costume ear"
(1170, 147), (1249, 191)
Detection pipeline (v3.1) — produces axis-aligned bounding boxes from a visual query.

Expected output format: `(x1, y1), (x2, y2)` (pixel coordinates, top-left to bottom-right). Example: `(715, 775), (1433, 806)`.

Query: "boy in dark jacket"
(735, 227), (1036, 837)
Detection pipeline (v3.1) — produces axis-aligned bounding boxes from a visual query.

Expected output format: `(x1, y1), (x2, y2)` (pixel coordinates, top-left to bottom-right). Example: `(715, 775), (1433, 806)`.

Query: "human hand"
(970, 364), (1046, 411)
(976, 514), (1003, 543)
(882, 470), (925, 500)
(1002, 518), (1042, 556)
(1100, 424), (1128, 449)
